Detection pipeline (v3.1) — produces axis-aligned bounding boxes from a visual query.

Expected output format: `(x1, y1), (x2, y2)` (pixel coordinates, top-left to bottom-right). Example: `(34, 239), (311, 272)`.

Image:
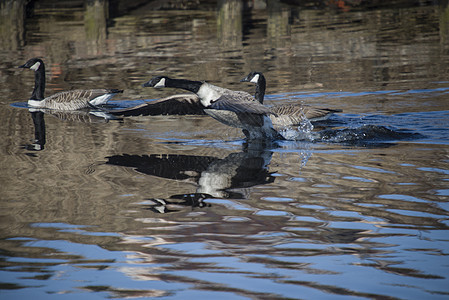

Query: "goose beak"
(142, 76), (165, 88)
(240, 74), (252, 82)
(18, 64), (27, 68)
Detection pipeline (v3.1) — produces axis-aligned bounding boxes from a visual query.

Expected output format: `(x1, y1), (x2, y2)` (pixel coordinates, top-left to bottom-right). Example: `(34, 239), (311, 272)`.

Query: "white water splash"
(279, 115), (315, 141)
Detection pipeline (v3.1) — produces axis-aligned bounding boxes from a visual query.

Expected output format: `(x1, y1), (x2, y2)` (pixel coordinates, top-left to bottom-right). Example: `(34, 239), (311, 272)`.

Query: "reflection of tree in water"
(0, 0), (27, 50)
(217, 0), (243, 48)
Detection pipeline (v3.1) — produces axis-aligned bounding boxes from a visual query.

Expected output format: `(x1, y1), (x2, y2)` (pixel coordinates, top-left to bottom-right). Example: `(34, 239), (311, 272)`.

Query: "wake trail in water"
(316, 125), (422, 144)
(280, 121), (423, 145)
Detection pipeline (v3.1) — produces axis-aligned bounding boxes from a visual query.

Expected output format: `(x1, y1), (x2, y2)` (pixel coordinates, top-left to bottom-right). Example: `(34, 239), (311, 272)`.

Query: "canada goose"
(142, 76), (282, 140)
(240, 71), (266, 103)
(19, 58), (123, 110)
(240, 71), (342, 127)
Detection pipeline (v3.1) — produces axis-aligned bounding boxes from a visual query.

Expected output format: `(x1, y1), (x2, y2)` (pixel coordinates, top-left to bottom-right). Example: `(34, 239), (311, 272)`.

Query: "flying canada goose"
(111, 73), (341, 128)
(240, 71), (342, 127)
(19, 58), (123, 110)
(142, 76), (282, 140)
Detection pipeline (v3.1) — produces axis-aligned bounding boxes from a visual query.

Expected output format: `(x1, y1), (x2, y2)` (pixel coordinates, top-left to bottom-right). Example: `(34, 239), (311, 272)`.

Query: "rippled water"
(1, 0), (449, 299)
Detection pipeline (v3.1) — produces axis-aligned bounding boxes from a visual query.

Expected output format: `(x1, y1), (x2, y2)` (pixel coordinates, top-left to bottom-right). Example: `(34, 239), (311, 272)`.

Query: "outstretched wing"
(109, 94), (206, 116)
(208, 92), (274, 115)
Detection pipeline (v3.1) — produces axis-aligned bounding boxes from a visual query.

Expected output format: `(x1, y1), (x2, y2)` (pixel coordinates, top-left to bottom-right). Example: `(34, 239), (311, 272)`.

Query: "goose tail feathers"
(88, 89), (124, 107)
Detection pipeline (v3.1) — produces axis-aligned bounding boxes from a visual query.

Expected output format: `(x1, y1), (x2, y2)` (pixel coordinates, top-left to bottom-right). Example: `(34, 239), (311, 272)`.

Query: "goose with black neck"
(19, 58), (123, 111)
(143, 76), (282, 140)
(240, 71), (342, 127)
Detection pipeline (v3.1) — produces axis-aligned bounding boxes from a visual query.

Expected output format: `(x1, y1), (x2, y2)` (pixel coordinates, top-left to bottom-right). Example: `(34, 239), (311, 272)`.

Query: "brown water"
(1, 0), (449, 299)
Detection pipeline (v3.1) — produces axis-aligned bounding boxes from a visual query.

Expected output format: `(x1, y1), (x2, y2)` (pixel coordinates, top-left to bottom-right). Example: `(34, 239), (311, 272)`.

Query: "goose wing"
(45, 89), (121, 103)
(84, 89), (123, 100)
(41, 89), (122, 110)
(303, 106), (342, 120)
(109, 94), (205, 116)
(269, 104), (342, 127)
(208, 92), (273, 115)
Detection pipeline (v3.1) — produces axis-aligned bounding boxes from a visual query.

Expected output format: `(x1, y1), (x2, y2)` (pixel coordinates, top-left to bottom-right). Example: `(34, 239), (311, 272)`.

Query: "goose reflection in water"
(24, 111), (46, 151)
(105, 147), (275, 213)
(22, 107), (120, 152)
(25, 104), (121, 123)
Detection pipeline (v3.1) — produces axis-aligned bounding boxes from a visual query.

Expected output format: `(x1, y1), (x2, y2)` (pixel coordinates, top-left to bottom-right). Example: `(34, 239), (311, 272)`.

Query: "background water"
(1, 0), (449, 299)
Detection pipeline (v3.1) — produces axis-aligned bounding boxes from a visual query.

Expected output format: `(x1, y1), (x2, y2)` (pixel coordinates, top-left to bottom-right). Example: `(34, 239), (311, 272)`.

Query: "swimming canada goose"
(142, 76), (281, 140)
(19, 58), (123, 110)
(240, 71), (342, 127)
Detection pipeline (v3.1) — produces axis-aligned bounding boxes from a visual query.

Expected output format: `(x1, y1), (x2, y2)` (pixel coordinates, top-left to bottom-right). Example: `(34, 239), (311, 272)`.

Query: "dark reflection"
(39, 108), (121, 123)
(267, 0), (292, 47)
(440, 0), (449, 46)
(217, 0), (243, 48)
(143, 193), (212, 214)
(316, 124), (424, 146)
(23, 111), (46, 151)
(85, 0), (108, 54)
(21, 108), (119, 151)
(107, 153), (218, 180)
(106, 147), (275, 212)
(0, 0), (27, 50)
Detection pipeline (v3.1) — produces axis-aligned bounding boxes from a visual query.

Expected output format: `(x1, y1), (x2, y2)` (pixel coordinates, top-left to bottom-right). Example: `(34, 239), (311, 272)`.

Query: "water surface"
(1, 0), (449, 299)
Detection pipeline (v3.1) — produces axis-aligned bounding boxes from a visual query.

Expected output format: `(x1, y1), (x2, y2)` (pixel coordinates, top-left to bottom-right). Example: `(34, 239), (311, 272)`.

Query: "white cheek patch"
(154, 78), (166, 88)
(197, 84), (219, 106)
(250, 74), (259, 83)
(30, 61), (41, 71)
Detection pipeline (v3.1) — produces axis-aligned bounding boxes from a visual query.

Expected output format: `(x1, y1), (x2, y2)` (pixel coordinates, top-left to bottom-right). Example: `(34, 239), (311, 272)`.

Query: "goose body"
(19, 58), (123, 110)
(143, 76), (281, 140)
(240, 71), (342, 127)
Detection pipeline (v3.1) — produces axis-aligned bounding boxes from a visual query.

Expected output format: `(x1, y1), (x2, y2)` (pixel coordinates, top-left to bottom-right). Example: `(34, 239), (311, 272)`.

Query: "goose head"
(241, 71), (266, 104)
(142, 76), (170, 88)
(19, 58), (44, 72)
(240, 71), (262, 84)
